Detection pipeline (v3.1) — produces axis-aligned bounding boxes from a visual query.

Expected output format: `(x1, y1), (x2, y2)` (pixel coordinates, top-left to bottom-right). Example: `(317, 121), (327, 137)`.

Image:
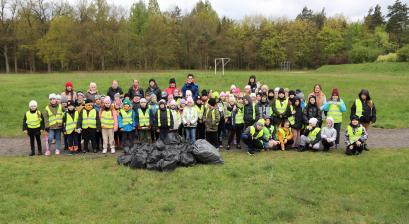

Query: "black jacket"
(23, 110), (45, 134)
(154, 108), (174, 129)
(77, 109), (101, 130)
(350, 99), (376, 123)
(146, 86), (161, 100)
(291, 106), (304, 130)
(303, 103), (322, 126)
(107, 87), (123, 101)
(127, 86), (144, 99)
(244, 104), (259, 127)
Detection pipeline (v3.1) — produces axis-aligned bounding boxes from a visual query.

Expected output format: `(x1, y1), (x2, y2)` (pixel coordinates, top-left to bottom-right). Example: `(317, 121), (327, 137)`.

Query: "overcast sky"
(76, 0), (399, 21)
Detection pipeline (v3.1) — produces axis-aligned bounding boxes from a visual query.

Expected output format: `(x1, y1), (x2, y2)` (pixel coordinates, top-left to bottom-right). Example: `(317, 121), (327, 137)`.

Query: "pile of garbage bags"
(117, 133), (223, 171)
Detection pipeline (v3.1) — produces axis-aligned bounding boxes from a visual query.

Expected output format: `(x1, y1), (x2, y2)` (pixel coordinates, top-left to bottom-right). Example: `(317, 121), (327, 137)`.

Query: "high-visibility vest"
(206, 109), (216, 121)
(264, 125), (275, 139)
(278, 127), (291, 139)
(252, 103), (256, 120)
(250, 126), (264, 140)
(308, 127), (321, 142)
(26, 111), (42, 129)
(45, 104), (63, 126)
(101, 110), (114, 128)
(120, 109), (133, 126)
(195, 105), (204, 119)
(138, 109), (150, 127)
(82, 109), (97, 129)
(328, 102), (343, 123)
(157, 109), (171, 127)
(288, 105), (295, 125)
(275, 99), (288, 114)
(347, 125), (363, 143)
(235, 108), (244, 124)
(65, 111), (78, 134)
(355, 99), (363, 117)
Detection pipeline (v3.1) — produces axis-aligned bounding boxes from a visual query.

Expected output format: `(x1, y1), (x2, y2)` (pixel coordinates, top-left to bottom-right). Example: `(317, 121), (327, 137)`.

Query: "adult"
(85, 82), (99, 103)
(248, 75), (258, 93)
(145, 78), (161, 100)
(321, 88), (346, 147)
(107, 80), (123, 101)
(181, 74), (199, 99)
(61, 81), (77, 101)
(308, 84), (327, 108)
(127, 79), (144, 100)
(165, 78), (180, 96)
(350, 89), (376, 132)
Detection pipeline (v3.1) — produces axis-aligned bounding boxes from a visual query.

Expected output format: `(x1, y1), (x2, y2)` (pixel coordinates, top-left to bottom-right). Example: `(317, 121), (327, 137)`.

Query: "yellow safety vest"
(275, 99), (288, 114)
(235, 108), (244, 124)
(26, 111), (42, 129)
(355, 99), (363, 117)
(65, 111), (78, 134)
(45, 104), (63, 126)
(308, 127), (321, 142)
(120, 109), (133, 126)
(328, 102), (343, 123)
(278, 127), (291, 139)
(195, 105), (204, 120)
(347, 125), (363, 143)
(138, 109), (150, 127)
(157, 109), (171, 127)
(206, 109), (216, 121)
(252, 103), (256, 120)
(82, 109), (97, 129)
(264, 126), (275, 139)
(288, 105), (295, 125)
(250, 126), (264, 140)
(101, 110), (114, 128)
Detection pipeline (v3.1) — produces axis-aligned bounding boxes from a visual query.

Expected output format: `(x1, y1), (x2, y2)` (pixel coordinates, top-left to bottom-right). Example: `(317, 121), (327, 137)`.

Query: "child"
(135, 98), (153, 143)
(44, 93), (64, 155)
(76, 92), (85, 111)
(227, 96), (245, 150)
(243, 95), (258, 128)
(182, 96), (198, 144)
(113, 93), (122, 149)
(263, 117), (280, 150)
(178, 98), (186, 136)
(149, 94), (159, 142)
(94, 95), (103, 151)
(195, 96), (206, 139)
(63, 100), (79, 153)
(205, 98), (220, 148)
(100, 96), (118, 154)
(299, 118), (321, 151)
(321, 117), (337, 151)
(241, 119), (267, 155)
(345, 115), (368, 155)
(277, 119), (294, 151)
(154, 99), (174, 141)
(23, 100), (45, 156)
(272, 88), (291, 126)
(118, 99), (135, 150)
(78, 99), (101, 153)
(290, 97), (303, 149)
(303, 95), (322, 127)
(256, 93), (271, 120)
(169, 99), (181, 132)
(321, 88), (346, 148)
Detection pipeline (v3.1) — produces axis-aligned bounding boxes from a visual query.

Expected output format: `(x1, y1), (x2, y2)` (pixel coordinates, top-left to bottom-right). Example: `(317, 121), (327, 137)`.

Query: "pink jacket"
(99, 109), (118, 131)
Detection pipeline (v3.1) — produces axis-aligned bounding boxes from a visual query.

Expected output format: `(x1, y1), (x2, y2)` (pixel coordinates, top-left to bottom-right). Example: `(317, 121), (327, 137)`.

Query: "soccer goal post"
(214, 58), (231, 75)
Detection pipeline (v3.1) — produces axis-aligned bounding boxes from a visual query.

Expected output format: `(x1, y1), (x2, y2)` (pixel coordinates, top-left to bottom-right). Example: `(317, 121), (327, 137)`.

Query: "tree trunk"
(14, 46), (18, 73)
(3, 45), (10, 73)
(31, 52), (36, 72)
(48, 63), (52, 72)
(101, 56), (105, 71)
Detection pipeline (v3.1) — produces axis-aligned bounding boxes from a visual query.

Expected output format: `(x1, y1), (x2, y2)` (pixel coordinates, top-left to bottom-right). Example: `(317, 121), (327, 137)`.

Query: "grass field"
(1, 149), (408, 223)
(1, 62), (409, 137)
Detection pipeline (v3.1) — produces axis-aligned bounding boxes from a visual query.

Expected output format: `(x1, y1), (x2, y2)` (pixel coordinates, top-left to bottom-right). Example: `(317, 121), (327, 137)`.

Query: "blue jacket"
(182, 82), (199, 99)
(118, 110), (136, 132)
(321, 99), (347, 113)
(135, 108), (153, 127)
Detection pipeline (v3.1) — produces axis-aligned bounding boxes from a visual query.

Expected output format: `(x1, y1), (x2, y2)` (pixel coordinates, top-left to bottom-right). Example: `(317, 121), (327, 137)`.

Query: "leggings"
(228, 124), (244, 145)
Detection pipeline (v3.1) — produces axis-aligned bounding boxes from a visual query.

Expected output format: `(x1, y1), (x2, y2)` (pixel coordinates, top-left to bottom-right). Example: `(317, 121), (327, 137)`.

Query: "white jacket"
(182, 106), (198, 127)
(321, 126), (337, 142)
(170, 109), (181, 130)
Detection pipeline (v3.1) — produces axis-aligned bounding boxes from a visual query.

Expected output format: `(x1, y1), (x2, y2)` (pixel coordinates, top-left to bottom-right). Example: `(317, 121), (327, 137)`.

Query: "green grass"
(0, 149), (408, 223)
(1, 62), (409, 137)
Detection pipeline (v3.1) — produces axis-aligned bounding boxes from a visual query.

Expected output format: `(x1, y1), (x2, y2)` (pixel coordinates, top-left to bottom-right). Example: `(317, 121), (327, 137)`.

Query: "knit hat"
(309, 117), (318, 126)
(169, 99), (177, 106)
(159, 99), (166, 105)
(220, 91), (226, 97)
(201, 89), (208, 96)
(230, 85), (236, 91)
(208, 98), (217, 107)
(140, 98), (147, 104)
(326, 117), (334, 126)
(274, 87), (280, 92)
(351, 115), (360, 121)
(233, 88), (241, 94)
(85, 99), (93, 104)
(123, 99), (132, 106)
(244, 85), (251, 90)
(77, 91), (84, 97)
(103, 96), (111, 104)
(169, 78), (176, 84)
(29, 100), (37, 108)
(65, 81), (73, 88)
(331, 88), (339, 97)
(185, 90), (192, 96)
(289, 90), (296, 96)
(278, 88), (285, 94)
(161, 91), (167, 98)
(49, 93), (57, 100)
(61, 95), (68, 104)
(55, 94), (61, 100)
(94, 95), (101, 100)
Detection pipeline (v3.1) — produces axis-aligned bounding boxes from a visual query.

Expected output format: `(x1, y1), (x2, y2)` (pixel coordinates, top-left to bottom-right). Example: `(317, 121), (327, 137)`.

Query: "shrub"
(397, 45), (409, 62)
(348, 44), (382, 63)
(376, 53), (398, 63)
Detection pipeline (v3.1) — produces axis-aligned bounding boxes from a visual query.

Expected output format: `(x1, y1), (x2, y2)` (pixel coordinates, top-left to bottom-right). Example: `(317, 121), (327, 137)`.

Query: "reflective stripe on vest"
(347, 125), (363, 143)
(288, 105), (295, 125)
(82, 109), (97, 129)
(206, 109), (216, 121)
(158, 109), (171, 127)
(46, 104), (63, 126)
(250, 126), (264, 140)
(138, 109), (150, 127)
(355, 99), (363, 117)
(252, 103), (256, 120)
(308, 127), (321, 142)
(120, 109), (133, 126)
(278, 127), (291, 139)
(328, 103), (343, 123)
(235, 108), (244, 124)
(101, 110), (114, 128)
(195, 105), (204, 119)
(275, 99), (288, 114)
(26, 111), (42, 129)
(65, 111), (78, 134)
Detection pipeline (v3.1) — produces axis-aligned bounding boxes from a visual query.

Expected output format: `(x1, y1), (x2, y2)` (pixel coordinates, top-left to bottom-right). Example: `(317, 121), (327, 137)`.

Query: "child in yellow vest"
(43, 93), (64, 155)
(99, 96), (118, 154)
(345, 115), (368, 155)
(299, 118), (321, 151)
(63, 100), (80, 153)
(277, 119), (294, 151)
(23, 100), (45, 156)
(135, 98), (153, 143)
(77, 99), (101, 153)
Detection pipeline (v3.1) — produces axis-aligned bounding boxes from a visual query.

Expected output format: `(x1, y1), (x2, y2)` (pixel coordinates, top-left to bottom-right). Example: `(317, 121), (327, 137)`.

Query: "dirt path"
(0, 128), (408, 156)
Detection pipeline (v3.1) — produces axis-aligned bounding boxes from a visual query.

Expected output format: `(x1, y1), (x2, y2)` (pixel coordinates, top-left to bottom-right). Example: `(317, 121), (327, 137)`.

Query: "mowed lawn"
(0, 149), (408, 223)
(1, 62), (409, 137)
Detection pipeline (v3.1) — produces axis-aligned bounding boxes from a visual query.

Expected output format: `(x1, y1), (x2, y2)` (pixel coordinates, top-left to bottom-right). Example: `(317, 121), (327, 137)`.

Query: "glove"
(76, 128), (82, 134)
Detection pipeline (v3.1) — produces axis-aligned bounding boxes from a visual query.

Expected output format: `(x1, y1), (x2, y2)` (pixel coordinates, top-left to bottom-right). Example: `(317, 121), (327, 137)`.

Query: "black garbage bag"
(165, 132), (185, 144)
(153, 139), (167, 151)
(178, 144), (196, 166)
(117, 155), (132, 166)
(193, 139), (224, 164)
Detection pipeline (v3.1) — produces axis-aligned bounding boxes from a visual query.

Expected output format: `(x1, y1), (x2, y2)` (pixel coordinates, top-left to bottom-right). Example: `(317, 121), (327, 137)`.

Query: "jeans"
(48, 129), (61, 151)
(185, 127), (196, 144)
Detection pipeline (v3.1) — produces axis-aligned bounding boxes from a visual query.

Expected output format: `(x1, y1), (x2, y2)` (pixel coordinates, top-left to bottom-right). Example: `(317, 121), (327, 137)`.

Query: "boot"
(297, 146), (305, 152)
(363, 144), (369, 151)
(38, 149), (43, 155)
(29, 151), (35, 156)
(226, 145), (230, 150)
(236, 144), (241, 149)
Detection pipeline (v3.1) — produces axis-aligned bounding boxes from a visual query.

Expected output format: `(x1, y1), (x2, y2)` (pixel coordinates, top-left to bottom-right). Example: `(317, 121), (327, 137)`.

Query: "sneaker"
(38, 151), (43, 156)
(55, 149), (60, 155)
(247, 151), (255, 156)
(226, 145), (230, 150)
(45, 150), (51, 156)
(102, 149), (107, 154)
(111, 149), (116, 154)
(52, 139), (56, 144)
(236, 144), (241, 149)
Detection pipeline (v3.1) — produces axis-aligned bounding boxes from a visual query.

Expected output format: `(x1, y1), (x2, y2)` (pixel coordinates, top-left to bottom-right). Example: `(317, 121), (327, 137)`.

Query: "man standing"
(181, 74), (199, 100)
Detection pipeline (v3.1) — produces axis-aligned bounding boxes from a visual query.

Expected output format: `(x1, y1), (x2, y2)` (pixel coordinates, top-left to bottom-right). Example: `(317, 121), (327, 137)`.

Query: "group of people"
(23, 74), (376, 156)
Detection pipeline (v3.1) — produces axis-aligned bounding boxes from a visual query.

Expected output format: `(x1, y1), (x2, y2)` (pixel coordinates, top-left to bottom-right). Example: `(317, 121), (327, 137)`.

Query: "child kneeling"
(299, 118), (321, 151)
(345, 115), (368, 155)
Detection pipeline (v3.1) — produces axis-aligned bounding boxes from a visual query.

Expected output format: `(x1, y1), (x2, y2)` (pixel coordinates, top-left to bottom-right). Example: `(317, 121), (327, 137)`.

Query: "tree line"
(0, 0), (408, 73)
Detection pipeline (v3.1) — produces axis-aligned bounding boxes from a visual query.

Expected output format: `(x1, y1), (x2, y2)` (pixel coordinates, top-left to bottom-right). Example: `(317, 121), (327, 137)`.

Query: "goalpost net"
(214, 58), (231, 75)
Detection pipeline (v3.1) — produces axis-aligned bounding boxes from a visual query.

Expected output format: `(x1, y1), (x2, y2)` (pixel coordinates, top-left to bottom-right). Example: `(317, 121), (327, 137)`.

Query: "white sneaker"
(55, 149), (60, 155)
(111, 148), (116, 154)
(102, 149), (107, 154)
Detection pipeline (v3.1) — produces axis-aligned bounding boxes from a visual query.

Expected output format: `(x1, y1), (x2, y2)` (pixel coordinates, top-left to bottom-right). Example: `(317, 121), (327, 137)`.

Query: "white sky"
(72, 0), (400, 21)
